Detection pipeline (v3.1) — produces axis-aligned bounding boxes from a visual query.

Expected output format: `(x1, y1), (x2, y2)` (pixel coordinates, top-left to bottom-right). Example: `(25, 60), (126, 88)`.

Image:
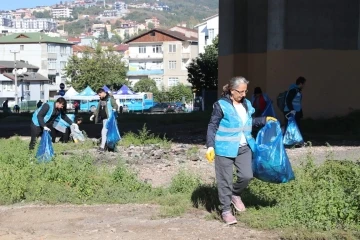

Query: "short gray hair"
(222, 76), (249, 96)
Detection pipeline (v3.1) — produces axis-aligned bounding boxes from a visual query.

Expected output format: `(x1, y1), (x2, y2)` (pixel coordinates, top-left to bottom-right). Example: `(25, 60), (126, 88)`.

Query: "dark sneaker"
(221, 211), (237, 225)
(97, 147), (105, 152)
(231, 195), (246, 212)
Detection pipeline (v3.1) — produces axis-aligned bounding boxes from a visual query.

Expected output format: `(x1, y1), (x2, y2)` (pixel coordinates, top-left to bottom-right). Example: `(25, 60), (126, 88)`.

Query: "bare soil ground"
(0, 204), (276, 240)
(1, 120), (359, 240)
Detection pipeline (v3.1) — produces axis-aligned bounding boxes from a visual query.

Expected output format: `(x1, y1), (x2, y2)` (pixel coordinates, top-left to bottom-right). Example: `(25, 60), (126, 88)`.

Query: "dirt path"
(0, 204), (276, 240)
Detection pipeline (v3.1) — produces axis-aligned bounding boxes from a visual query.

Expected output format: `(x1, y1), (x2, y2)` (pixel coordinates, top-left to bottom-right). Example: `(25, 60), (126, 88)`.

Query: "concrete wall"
(219, 0), (360, 119)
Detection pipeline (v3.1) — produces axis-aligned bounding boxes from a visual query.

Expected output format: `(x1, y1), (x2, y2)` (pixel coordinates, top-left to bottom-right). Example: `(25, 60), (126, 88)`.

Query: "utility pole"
(10, 50), (20, 105)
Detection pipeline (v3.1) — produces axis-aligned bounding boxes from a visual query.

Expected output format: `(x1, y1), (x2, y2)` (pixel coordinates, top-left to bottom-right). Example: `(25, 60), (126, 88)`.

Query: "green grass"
(1, 115), (360, 239)
(120, 124), (171, 148)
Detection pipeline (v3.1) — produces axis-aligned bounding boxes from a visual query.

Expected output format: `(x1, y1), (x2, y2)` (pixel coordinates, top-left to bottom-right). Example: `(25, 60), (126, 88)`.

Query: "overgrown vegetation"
(1, 110), (360, 239)
(120, 124), (171, 148)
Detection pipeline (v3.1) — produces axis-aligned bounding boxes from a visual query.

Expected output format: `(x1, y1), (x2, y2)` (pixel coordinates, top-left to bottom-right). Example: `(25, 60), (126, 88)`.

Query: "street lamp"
(11, 67), (27, 105)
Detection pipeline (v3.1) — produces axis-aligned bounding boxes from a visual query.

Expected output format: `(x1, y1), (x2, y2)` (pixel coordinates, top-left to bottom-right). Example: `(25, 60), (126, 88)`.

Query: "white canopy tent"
(63, 87), (79, 98)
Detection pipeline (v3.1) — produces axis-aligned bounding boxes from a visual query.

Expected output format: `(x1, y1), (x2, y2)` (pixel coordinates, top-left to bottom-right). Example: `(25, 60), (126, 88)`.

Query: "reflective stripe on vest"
(284, 87), (302, 112)
(214, 99), (256, 158)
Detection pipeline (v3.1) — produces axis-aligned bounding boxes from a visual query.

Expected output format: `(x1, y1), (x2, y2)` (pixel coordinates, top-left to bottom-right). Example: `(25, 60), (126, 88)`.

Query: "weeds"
(1, 137), (360, 239)
(120, 124), (171, 148)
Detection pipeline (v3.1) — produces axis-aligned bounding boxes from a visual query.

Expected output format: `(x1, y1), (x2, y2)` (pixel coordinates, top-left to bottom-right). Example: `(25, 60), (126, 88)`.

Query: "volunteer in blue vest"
(205, 76), (277, 225)
(90, 88), (118, 152)
(29, 97), (75, 150)
(284, 76), (306, 134)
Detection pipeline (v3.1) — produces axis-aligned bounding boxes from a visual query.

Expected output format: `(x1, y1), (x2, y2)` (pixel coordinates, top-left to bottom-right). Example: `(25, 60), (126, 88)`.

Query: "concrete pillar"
(267, 0), (286, 50)
(358, 0), (360, 49)
(218, 0), (236, 95)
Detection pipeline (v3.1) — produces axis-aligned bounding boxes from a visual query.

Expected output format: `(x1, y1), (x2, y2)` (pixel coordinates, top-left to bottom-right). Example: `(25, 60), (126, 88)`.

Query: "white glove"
(71, 123), (77, 127)
(112, 109), (116, 111)
(290, 110), (296, 115)
(43, 126), (51, 132)
(90, 115), (94, 121)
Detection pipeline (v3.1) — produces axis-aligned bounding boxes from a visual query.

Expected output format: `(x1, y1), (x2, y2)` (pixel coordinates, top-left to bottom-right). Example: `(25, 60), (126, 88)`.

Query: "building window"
(152, 61), (162, 69)
(2, 82), (14, 91)
(60, 46), (67, 54)
(152, 45), (162, 53)
(20, 45), (24, 51)
(208, 29), (215, 42)
(168, 77), (179, 87)
(60, 61), (67, 70)
(139, 46), (146, 54)
(40, 83), (44, 91)
(47, 44), (56, 52)
(25, 83), (30, 91)
(169, 44), (176, 53)
(152, 77), (162, 89)
(48, 58), (56, 70)
(168, 60), (176, 70)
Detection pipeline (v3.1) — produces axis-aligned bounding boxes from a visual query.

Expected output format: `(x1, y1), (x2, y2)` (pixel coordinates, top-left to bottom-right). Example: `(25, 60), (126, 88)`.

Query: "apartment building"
(0, 32), (73, 97)
(194, 14), (218, 54)
(114, 1), (127, 11)
(13, 18), (57, 31)
(125, 28), (198, 89)
(51, 7), (73, 19)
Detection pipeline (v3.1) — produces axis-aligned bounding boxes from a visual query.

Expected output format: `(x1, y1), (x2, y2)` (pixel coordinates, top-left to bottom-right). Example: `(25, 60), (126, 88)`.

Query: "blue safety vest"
(53, 114), (75, 133)
(284, 84), (302, 112)
(214, 99), (256, 158)
(32, 102), (55, 127)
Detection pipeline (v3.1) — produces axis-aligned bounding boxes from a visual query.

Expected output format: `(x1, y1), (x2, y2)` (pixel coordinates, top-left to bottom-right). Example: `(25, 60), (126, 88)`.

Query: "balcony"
(129, 53), (163, 59)
(127, 69), (164, 76)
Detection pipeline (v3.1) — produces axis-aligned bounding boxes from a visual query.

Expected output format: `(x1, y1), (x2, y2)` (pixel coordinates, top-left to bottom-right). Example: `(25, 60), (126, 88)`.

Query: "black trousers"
(29, 123), (55, 150)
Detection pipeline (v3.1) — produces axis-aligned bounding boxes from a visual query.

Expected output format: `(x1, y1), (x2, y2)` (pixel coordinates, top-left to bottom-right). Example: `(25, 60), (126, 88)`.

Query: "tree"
(147, 22), (155, 29)
(110, 33), (122, 44)
(187, 36), (218, 94)
(64, 44), (128, 91)
(133, 78), (158, 93)
(168, 84), (193, 102)
(103, 27), (109, 40)
(33, 10), (52, 18)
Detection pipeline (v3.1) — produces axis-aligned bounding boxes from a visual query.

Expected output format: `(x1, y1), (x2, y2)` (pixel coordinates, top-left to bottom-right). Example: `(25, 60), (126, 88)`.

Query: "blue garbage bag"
(106, 111), (121, 149)
(283, 114), (304, 146)
(36, 131), (55, 163)
(253, 120), (295, 183)
(261, 101), (276, 118)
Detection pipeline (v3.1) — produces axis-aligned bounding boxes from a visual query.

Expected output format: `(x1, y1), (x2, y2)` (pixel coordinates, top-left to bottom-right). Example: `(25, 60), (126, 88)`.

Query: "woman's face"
(230, 83), (248, 103)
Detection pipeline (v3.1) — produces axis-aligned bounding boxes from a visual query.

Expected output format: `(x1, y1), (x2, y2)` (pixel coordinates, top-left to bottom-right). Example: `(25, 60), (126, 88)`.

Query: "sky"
(1, 0), (62, 11)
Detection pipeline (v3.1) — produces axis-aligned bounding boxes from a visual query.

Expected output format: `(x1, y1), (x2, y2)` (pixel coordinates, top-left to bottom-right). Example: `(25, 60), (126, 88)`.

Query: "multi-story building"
(0, 60), (50, 103)
(194, 14), (218, 54)
(114, 1), (127, 11)
(0, 17), (12, 28)
(0, 32), (73, 97)
(125, 28), (198, 89)
(51, 7), (73, 19)
(145, 17), (160, 28)
(102, 10), (119, 17)
(13, 18), (57, 31)
(113, 22), (146, 40)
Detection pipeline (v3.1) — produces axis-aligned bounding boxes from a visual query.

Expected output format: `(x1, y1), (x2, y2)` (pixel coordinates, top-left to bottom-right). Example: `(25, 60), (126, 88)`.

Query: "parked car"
(149, 103), (176, 113)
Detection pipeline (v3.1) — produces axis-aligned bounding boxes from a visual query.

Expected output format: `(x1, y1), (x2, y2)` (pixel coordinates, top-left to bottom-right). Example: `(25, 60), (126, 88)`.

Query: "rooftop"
(0, 33), (73, 45)
(125, 28), (198, 43)
(0, 61), (39, 69)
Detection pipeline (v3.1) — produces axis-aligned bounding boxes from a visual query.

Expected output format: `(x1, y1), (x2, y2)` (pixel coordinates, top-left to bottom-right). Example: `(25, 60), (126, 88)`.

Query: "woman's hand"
(205, 147), (215, 163)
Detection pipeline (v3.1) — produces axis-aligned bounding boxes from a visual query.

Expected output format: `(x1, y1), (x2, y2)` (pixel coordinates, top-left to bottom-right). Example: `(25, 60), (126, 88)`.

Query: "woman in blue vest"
(206, 76), (277, 225)
(90, 88), (118, 152)
(29, 97), (75, 150)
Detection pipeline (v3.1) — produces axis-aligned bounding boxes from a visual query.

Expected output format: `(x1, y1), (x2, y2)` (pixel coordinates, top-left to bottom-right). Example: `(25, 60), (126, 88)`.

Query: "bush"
(120, 124), (171, 147)
(239, 156), (360, 238)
